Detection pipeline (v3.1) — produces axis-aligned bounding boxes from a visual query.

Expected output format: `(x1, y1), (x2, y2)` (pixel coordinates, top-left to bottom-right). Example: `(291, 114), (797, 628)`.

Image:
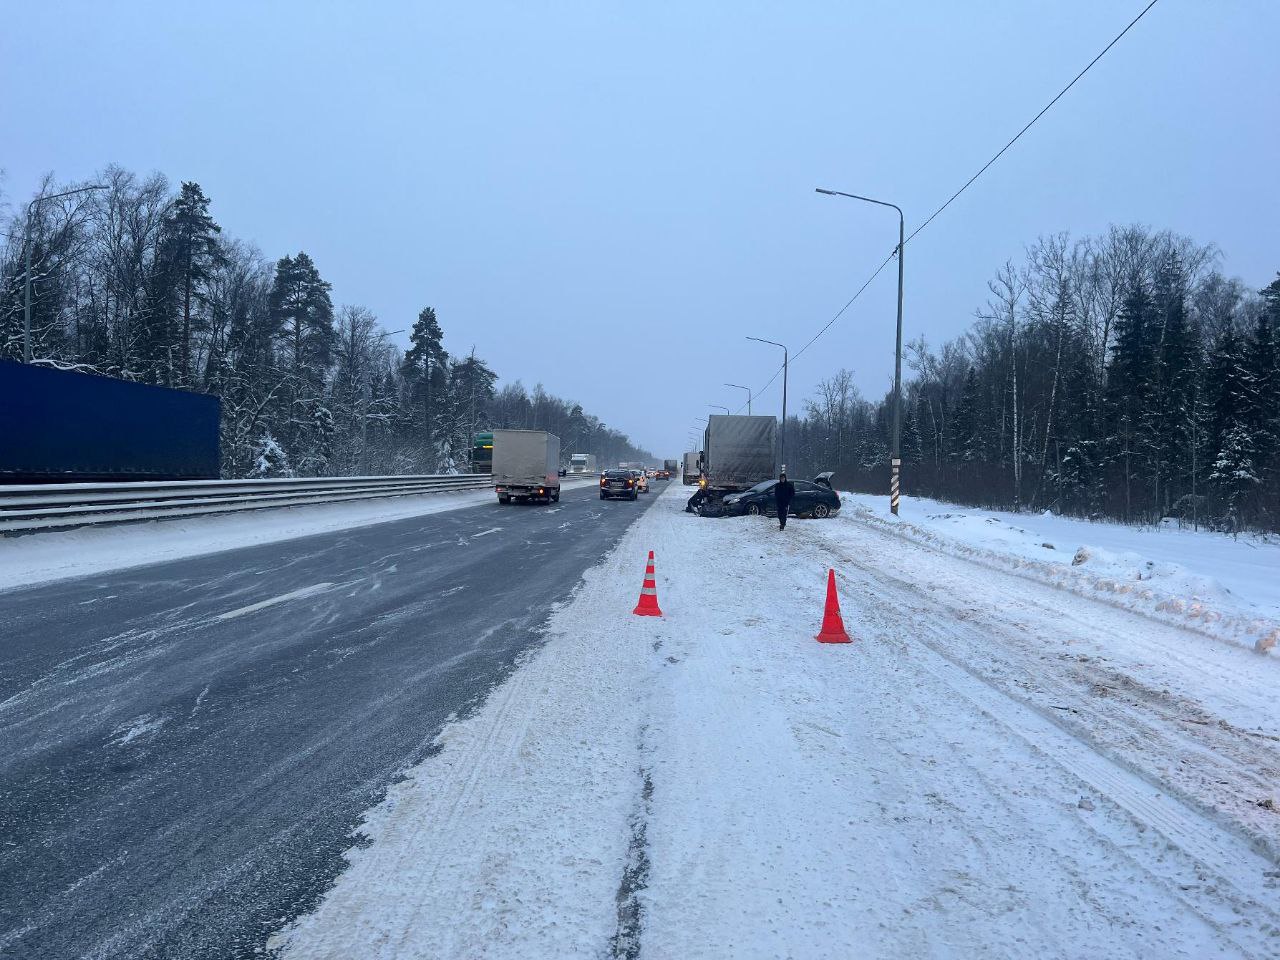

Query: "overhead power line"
(734, 0), (1163, 414)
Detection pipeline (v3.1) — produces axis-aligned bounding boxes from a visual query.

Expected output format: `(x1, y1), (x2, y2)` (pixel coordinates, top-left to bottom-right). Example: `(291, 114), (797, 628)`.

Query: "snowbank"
(837, 492), (1280, 654)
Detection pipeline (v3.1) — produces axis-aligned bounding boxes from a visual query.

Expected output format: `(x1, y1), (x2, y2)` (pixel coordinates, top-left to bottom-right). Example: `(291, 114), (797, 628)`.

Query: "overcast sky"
(3, 1), (1277, 456)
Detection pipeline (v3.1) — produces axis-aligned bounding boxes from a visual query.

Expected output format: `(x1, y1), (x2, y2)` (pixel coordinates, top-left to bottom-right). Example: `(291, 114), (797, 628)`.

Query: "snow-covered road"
(273, 485), (1280, 959)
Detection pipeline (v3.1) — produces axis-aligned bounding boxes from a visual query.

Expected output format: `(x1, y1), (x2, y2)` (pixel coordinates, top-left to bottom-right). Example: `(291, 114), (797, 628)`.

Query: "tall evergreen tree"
(162, 182), (222, 382)
(446, 349), (498, 468)
(1149, 255), (1197, 513)
(267, 252), (335, 468)
(269, 251), (335, 387)
(402, 306), (448, 465)
(1104, 279), (1157, 519)
(953, 367), (982, 464)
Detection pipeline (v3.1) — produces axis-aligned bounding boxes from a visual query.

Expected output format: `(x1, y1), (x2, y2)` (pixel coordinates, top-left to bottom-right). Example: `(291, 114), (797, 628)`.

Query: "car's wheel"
(498, 495), (511, 504)
(746, 504), (761, 516)
(600, 492), (607, 500)
(552, 491), (560, 502)
(812, 503), (831, 519)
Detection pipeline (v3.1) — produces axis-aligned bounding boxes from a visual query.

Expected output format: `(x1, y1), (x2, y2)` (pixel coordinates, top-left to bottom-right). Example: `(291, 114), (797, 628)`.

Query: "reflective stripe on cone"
(633, 550), (663, 616)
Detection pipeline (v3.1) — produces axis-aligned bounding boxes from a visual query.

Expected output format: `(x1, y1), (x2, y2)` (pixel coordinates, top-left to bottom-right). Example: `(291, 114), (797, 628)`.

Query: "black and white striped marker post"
(890, 458), (901, 515)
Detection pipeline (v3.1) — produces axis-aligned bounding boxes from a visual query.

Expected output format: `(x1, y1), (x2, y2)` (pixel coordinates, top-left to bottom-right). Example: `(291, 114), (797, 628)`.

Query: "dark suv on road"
(599, 469), (638, 501)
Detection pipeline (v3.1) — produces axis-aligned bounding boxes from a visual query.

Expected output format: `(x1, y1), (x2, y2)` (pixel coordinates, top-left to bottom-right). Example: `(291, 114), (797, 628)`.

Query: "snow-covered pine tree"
(401, 306), (448, 470)
(1104, 278), (1158, 521)
(163, 182), (222, 384)
(1149, 254), (1198, 516)
(268, 252), (335, 471)
(1209, 423), (1259, 531)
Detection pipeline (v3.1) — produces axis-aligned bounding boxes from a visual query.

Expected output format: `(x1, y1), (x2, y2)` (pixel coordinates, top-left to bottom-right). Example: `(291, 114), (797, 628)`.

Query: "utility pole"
(815, 187), (905, 514)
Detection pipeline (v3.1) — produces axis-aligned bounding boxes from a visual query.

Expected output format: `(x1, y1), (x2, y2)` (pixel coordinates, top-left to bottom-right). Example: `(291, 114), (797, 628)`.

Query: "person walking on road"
(774, 470), (796, 530)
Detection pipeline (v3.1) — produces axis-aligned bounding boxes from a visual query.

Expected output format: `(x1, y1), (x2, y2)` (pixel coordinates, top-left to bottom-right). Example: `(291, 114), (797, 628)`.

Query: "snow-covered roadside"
(0, 479), (596, 593)
(272, 485), (1280, 959)
(839, 492), (1280, 654)
(269, 490), (664, 958)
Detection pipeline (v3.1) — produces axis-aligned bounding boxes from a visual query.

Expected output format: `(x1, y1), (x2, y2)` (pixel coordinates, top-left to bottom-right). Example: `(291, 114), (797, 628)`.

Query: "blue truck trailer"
(0, 360), (222, 483)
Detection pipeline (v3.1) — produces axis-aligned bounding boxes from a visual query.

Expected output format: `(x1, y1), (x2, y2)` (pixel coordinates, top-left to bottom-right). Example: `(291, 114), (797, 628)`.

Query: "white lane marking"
(471, 527), (503, 539)
(191, 685), (210, 716)
(213, 582), (335, 622)
(110, 714), (166, 746)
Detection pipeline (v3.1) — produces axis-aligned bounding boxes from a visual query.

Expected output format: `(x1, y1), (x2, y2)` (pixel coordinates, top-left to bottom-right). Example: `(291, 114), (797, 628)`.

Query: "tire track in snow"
(796, 525), (1280, 951)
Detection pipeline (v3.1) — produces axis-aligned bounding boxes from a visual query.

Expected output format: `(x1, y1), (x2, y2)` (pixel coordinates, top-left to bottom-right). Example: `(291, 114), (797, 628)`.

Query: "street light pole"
(746, 337), (788, 470)
(815, 187), (905, 515)
(709, 404), (729, 414)
(23, 184), (108, 363)
(725, 382), (752, 414)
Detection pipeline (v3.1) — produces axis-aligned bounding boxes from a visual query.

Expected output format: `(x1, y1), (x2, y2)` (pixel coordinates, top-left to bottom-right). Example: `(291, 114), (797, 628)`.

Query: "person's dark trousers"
(778, 509), (788, 530)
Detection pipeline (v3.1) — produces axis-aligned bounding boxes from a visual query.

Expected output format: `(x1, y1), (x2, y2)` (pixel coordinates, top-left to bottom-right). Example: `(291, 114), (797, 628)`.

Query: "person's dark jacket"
(774, 479), (796, 516)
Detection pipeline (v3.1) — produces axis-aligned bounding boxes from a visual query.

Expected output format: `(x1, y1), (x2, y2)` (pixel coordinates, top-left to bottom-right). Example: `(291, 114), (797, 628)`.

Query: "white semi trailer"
(493, 429), (561, 504)
(687, 415), (777, 515)
(569, 453), (597, 474)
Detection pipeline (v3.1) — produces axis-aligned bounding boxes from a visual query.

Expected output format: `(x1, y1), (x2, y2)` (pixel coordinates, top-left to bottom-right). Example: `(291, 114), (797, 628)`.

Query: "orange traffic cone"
(633, 550), (663, 617)
(815, 568), (853, 643)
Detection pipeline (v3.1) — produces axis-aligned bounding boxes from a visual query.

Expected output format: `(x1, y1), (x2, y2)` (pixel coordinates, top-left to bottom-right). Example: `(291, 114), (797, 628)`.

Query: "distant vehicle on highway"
(493, 429), (561, 504)
(721, 472), (839, 518)
(472, 432), (494, 474)
(632, 470), (649, 494)
(663, 458), (679, 478)
(682, 451), (700, 486)
(569, 453), (597, 474)
(599, 469), (639, 500)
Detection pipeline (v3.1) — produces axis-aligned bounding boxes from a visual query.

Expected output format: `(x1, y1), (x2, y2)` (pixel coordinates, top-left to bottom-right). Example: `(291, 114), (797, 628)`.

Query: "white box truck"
(569, 453), (597, 474)
(493, 429), (561, 504)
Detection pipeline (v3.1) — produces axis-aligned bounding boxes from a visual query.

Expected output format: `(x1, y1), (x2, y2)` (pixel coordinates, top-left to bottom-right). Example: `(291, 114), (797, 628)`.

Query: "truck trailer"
(681, 451), (700, 485)
(492, 429), (561, 504)
(687, 415), (776, 516)
(568, 453), (597, 474)
(0, 360), (221, 484)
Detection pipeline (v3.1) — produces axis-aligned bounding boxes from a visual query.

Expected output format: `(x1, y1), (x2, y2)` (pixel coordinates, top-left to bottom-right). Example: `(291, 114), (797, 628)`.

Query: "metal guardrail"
(0, 474), (495, 534)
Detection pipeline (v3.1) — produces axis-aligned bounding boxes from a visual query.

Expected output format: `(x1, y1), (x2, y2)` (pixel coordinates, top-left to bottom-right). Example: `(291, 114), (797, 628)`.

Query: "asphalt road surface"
(0, 481), (661, 959)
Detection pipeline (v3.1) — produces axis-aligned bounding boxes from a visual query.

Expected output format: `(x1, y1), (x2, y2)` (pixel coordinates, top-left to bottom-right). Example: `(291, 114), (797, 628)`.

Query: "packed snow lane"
(271, 485), (1280, 959)
(0, 480), (660, 960)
